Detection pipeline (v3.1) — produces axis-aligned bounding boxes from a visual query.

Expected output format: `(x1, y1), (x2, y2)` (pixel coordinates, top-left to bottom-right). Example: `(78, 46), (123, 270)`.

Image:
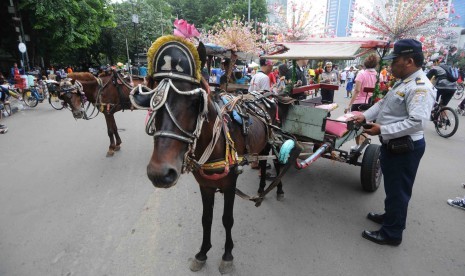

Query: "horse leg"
(111, 115), (122, 151)
(189, 186), (215, 272)
(219, 179), (236, 274)
(257, 145), (271, 194)
(104, 114), (116, 157)
(274, 160), (284, 201)
(257, 159), (267, 194)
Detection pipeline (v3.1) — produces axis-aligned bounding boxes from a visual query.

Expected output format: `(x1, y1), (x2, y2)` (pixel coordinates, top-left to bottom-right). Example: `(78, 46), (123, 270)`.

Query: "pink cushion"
(325, 120), (348, 137)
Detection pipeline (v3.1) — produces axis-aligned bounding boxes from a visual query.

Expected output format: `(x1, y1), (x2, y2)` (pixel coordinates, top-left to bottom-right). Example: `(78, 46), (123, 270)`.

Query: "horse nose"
(147, 164), (179, 188)
(73, 110), (84, 119)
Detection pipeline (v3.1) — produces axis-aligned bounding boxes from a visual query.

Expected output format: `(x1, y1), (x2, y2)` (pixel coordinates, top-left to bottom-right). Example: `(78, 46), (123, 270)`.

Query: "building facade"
(325, 0), (355, 37)
(451, 0), (465, 27)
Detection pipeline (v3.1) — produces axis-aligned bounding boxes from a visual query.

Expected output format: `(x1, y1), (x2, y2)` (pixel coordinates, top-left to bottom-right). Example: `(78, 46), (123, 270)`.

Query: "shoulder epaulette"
(415, 77), (425, 85)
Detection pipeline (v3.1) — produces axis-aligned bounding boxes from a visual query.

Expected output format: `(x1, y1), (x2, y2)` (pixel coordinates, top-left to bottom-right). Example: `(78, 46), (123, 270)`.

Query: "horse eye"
(66, 93), (73, 99)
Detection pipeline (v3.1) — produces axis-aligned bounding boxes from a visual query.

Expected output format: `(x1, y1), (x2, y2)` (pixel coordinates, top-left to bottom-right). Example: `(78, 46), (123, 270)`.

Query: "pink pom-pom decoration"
(173, 19), (200, 39)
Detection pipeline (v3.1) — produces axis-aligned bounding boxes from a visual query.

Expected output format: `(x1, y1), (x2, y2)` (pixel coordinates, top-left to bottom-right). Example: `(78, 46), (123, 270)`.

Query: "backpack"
(439, 64), (458, 82)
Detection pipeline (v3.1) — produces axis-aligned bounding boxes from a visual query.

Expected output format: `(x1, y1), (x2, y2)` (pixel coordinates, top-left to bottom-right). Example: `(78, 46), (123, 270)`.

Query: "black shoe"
(367, 212), (384, 224)
(362, 230), (402, 246)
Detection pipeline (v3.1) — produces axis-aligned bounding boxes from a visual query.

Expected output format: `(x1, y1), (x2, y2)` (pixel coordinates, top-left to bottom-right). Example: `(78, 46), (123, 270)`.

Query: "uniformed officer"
(352, 39), (436, 246)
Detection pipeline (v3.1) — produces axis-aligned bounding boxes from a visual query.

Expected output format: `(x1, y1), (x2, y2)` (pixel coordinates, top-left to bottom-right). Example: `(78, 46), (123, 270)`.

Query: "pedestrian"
(340, 70), (347, 86)
(211, 59), (227, 85)
(351, 39), (436, 246)
(345, 54), (379, 145)
(345, 67), (355, 98)
(319, 61), (339, 104)
(426, 54), (457, 108)
(248, 58), (272, 93)
(273, 64), (290, 95)
(447, 183), (465, 211)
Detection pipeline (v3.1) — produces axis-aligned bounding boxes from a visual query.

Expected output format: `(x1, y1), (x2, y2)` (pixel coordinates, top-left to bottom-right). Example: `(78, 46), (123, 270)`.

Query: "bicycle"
(42, 80), (65, 110)
(22, 85), (44, 108)
(0, 101), (11, 118)
(453, 82), (464, 100)
(431, 102), (459, 138)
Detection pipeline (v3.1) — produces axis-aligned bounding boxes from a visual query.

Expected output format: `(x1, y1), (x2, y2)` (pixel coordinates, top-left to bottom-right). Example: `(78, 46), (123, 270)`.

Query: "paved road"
(0, 90), (464, 276)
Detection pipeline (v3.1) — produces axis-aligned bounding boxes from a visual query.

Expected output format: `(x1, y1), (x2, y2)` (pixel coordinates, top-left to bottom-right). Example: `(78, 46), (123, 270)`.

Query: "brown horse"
(142, 35), (299, 273)
(62, 70), (144, 156)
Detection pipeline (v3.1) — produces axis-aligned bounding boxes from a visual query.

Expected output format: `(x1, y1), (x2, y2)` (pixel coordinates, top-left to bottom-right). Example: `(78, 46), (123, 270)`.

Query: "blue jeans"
(380, 138), (425, 239)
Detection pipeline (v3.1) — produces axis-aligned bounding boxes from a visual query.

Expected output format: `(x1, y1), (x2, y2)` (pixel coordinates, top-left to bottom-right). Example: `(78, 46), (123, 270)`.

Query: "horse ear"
(197, 41), (207, 69)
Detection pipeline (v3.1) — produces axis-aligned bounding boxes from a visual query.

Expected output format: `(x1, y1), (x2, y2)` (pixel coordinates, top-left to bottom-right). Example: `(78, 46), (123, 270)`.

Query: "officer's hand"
(363, 123), (381, 136)
(350, 114), (365, 124)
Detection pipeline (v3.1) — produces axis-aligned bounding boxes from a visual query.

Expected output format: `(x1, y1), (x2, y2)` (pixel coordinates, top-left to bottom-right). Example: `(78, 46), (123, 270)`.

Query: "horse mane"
(68, 72), (96, 82)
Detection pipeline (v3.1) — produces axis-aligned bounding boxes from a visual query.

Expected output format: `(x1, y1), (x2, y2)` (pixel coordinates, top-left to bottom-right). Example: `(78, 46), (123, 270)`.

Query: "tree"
(101, 0), (172, 66)
(166, 0), (267, 30)
(20, 0), (115, 66)
(264, 1), (325, 42)
(354, 0), (447, 41)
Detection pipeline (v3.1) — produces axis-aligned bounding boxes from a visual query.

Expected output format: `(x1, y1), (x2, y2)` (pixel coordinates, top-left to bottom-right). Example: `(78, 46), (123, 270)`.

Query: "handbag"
(358, 91), (374, 111)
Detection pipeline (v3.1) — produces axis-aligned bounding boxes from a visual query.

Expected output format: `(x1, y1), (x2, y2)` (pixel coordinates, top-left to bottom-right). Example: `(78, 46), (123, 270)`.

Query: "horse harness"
(96, 71), (136, 114)
(130, 76), (295, 181)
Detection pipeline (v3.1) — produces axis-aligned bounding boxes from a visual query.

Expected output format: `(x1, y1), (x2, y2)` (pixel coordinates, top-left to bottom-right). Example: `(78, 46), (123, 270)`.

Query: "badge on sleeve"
(415, 77), (425, 85)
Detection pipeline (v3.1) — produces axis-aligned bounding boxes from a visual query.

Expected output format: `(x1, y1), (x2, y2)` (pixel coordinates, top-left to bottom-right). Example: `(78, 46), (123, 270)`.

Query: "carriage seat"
(325, 111), (363, 137)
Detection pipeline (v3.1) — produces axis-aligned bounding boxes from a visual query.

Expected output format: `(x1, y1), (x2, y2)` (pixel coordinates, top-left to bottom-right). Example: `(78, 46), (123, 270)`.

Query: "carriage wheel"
(360, 144), (382, 192)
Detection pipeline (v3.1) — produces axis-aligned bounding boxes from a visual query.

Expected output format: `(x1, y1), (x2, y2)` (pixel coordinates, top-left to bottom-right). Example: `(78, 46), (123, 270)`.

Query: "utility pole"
(131, 0), (139, 74)
(248, 0), (251, 24)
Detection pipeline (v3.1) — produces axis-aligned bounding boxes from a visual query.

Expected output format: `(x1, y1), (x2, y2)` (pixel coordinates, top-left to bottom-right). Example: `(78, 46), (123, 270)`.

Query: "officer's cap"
(383, 39), (423, 60)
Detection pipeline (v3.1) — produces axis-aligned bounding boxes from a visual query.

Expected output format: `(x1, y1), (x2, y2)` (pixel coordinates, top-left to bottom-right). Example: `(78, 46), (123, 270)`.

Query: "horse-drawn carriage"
(124, 34), (392, 273)
(260, 38), (392, 193)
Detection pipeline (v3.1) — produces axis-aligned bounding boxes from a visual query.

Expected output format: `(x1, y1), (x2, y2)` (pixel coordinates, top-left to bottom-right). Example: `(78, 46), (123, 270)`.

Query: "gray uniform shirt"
(363, 69), (436, 142)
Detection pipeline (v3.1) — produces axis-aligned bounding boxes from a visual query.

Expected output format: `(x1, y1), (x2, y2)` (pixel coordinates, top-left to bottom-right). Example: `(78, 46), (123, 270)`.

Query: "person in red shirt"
(268, 67), (277, 88)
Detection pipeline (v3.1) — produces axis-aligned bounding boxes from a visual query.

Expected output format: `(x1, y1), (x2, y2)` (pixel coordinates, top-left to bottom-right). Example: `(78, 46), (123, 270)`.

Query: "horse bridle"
(59, 79), (86, 102)
(130, 78), (208, 171)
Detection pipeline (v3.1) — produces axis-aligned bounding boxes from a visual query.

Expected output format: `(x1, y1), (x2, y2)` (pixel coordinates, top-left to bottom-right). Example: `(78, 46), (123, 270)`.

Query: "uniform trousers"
(379, 138), (425, 239)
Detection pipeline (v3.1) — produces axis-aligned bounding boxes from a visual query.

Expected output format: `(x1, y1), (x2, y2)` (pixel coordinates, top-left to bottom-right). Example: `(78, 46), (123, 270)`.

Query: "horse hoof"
(277, 193), (284, 201)
(106, 151), (115, 157)
(115, 145), (121, 151)
(219, 260), (234, 274)
(189, 257), (206, 272)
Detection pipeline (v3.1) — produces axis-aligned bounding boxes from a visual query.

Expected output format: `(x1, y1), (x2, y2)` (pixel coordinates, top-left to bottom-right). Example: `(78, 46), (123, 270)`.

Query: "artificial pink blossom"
(173, 19), (200, 39)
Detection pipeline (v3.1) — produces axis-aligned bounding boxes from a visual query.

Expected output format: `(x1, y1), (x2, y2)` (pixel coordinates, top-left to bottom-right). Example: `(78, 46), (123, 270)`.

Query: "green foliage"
(10, 0), (266, 67)
(166, 0), (267, 30)
(21, 0), (115, 61)
(102, 0), (172, 65)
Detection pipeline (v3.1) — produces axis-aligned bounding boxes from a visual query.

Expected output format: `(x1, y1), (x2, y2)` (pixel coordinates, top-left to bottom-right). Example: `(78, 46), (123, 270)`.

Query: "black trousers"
(320, 89), (335, 104)
(379, 138), (425, 239)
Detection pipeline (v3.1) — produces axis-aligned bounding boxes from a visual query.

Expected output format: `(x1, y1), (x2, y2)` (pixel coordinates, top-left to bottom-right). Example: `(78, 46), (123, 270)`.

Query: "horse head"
(59, 77), (85, 119)
(145, 36), (207, 188)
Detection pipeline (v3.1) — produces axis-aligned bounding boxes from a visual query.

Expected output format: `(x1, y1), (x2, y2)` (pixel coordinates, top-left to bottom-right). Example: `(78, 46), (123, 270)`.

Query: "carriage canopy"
(262, 38), (391, 60)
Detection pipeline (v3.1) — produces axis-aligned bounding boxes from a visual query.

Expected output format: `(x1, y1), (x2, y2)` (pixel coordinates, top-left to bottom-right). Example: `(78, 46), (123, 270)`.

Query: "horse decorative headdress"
(147, 35), (202, 84)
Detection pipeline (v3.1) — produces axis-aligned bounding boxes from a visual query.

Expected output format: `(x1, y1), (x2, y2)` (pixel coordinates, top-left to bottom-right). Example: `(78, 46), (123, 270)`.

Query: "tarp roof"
(263, 43), (363, 60)
(262, 38), (390, 60)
